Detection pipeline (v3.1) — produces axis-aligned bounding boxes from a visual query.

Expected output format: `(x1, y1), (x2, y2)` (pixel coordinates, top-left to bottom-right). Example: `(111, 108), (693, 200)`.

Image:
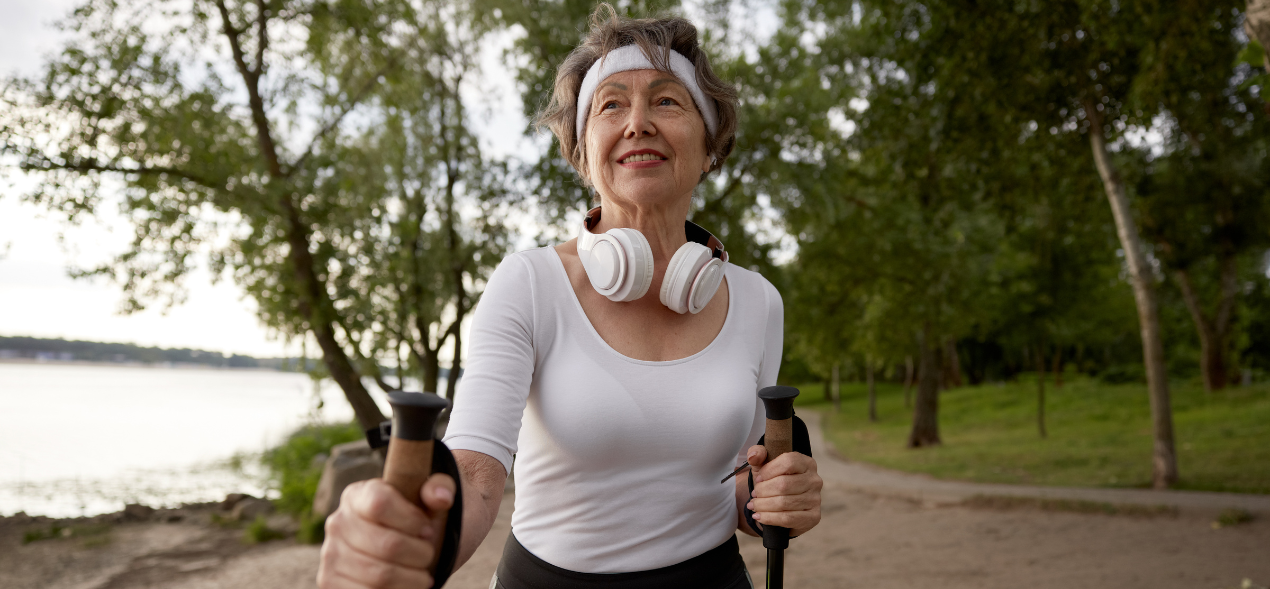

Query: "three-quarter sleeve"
(443, 254), (537, 473)
(738, 276), (785, 462)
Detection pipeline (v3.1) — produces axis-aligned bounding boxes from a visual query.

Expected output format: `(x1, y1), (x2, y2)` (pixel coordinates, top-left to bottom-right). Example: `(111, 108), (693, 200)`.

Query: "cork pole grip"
(383, 438), (434, 509)
(764, 418), (794, 460)
(383, 391), (451, 572)
(383, 437), (446, 570)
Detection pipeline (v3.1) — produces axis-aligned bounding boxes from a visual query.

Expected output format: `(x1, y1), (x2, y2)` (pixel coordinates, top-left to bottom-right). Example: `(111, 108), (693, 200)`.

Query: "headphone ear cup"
(687, 258), (724, 314)
(660, 242), (712, 314)
(583, 234), (626, 297)
(608, 228), (653, 302)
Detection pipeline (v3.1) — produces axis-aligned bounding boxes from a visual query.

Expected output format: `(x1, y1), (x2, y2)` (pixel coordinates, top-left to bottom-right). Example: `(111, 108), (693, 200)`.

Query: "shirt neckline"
(546, 246), (736, 366)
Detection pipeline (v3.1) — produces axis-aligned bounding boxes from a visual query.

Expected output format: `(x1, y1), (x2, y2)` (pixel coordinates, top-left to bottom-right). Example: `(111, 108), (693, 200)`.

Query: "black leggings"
(491, 533), (753, 589)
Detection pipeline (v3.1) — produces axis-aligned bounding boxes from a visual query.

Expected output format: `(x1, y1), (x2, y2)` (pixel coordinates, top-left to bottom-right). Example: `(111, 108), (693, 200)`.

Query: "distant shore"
(0, 357), (288, 371)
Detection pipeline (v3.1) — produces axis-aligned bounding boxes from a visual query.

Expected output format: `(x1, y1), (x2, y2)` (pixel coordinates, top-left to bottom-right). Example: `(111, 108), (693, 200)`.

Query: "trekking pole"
(382, 391), (451, 572)
(758, 385), (799, 589)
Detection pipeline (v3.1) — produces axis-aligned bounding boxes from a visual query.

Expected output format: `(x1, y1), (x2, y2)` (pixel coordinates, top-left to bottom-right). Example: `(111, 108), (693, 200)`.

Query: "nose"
(622, 102), (656, 139)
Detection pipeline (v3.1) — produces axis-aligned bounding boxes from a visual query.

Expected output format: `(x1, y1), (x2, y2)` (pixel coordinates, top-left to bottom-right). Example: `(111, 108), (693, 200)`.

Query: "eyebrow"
(649, 78), (683, 89)
(599, 81), (628, 91)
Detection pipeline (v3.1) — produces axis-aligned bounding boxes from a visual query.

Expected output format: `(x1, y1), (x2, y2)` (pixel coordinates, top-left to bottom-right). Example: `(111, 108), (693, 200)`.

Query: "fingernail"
(435, 487), (453, 502)
(747, 449), (758, 460)
(753, 473), (763, 483)
(752, 512), (761, 521)
(746, 501), (754, 510)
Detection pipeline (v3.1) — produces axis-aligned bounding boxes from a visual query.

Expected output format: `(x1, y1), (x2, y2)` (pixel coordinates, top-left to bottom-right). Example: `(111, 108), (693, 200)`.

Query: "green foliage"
(261, 421), (363, 516)
(961, 495), (1177, 518)
(21, 522), (112, 546)
(1212, 507), (1255, 528)
(806, 376), (1270, 494)
(243, 516), (287, 544)
(297, 511), (327, 545)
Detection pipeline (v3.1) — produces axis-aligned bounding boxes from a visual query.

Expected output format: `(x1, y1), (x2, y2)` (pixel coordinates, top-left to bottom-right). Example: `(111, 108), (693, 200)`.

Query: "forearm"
(734, 474), (759, 537)
(453, 450), (508, 569)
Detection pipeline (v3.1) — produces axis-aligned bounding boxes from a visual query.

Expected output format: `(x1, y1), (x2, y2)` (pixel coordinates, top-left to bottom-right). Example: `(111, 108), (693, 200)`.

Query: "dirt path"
(4, 413), (1268, 588)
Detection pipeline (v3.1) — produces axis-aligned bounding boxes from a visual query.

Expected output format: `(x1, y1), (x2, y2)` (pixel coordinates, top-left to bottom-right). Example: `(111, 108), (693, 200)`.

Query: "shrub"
(244, 516), (287, 544)
(261, 421), (364, 516)
(297, 511), (326, 545)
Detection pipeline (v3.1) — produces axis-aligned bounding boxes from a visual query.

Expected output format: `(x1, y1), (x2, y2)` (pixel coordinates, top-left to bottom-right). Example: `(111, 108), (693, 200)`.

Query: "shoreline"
(0, 358), (294, 372)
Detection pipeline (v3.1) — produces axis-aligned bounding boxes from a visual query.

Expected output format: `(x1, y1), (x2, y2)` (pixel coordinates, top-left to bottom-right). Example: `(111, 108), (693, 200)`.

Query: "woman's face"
(583, 68), (712, 210)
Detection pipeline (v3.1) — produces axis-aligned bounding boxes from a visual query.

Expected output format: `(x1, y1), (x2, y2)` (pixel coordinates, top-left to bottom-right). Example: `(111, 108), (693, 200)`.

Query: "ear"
(701, 151), (713, 173)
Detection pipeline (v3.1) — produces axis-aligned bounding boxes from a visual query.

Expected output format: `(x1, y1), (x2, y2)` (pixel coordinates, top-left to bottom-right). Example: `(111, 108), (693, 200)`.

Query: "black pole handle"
(758, 385), (799, 589)
(383, 391), (450, 571)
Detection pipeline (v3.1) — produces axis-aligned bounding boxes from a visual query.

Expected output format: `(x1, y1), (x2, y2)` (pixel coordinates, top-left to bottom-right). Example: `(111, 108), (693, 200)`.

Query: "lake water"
(0, 362), (403, 518)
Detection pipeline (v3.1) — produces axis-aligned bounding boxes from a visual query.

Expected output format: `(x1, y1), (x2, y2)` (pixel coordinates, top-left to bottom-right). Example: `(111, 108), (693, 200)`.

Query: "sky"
(0, 0), (533, 358)
(0, 0), (779, 358)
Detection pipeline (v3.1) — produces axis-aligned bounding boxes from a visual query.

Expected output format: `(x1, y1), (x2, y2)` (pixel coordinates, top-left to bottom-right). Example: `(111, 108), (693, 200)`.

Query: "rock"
(123, 503), (155, 521)
(231, 497), (275, 521)
(265, 514), (299, 535)
(313, 439), (384, 518)
(221, 493), (253, 511)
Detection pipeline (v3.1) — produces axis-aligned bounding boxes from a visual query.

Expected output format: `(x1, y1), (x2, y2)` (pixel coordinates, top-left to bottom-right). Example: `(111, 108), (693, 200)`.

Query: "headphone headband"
(582, 207), (728, 263)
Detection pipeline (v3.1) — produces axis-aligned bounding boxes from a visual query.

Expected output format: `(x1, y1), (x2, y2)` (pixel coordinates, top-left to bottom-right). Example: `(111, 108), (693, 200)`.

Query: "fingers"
(345, 479), (431, 536)
(315, 478), (442, 589)
(753, 451), (816, 483)
(748, 454), (823, 538)
(319, 530), (435, 589)
(325, 503), (436, 569)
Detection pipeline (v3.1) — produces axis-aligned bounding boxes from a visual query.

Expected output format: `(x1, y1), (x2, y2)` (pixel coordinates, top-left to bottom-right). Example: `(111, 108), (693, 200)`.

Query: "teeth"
(622, 153), (666, 163)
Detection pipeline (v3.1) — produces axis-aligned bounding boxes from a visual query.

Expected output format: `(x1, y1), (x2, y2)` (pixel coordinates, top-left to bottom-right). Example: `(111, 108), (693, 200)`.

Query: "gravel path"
(4, 414), (1267, 588)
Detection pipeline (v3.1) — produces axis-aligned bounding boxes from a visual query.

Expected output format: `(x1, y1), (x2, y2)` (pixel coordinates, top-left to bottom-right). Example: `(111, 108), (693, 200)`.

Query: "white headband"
(574, 44), (719, 144)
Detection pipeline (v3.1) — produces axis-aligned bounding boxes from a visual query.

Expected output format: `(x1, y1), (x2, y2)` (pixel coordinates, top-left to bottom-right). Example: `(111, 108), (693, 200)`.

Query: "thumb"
(746, 445), (768, 468)
(420, 472), (456, 516)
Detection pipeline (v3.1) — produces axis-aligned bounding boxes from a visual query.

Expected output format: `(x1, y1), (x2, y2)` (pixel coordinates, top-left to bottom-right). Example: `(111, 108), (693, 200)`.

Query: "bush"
(261, 421), (364, 516)
(1098, 364), (1145, 384)
(297, 511), (326, 545)
(244, 516), (287, 544)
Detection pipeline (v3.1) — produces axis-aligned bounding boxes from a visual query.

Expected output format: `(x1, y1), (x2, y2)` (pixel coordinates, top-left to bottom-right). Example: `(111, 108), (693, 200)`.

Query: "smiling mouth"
(620, 153), (667, 164)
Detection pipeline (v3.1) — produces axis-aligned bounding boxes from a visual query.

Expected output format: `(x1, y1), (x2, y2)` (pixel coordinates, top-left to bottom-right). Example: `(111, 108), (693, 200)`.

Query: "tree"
(1, 0), (512, 429)
(1132, 3), (1270, 392)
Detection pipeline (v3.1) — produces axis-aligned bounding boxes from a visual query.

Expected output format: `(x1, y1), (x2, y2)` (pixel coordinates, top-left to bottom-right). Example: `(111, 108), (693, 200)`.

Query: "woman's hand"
(743, 445), (822, 538)
(317, 474), (455, 589)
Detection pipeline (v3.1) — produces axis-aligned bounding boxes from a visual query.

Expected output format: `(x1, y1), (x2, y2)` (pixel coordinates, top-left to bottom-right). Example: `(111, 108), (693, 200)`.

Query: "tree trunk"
(908, 323), (942, 447)
(1248, 0), (1270, 73)
(903, 355), (914, 408)
(943, 337), (963, 389)
(1036, 344), (1048, 439)
(867, 357), (877, 423)
(831, 362), (841, 414)
(1175, 262), (1238, 393)
(446, 330), (463, 400)
(423, 347), (441, 394)
(1085, 99), (1178, 488)
(214, 2), (385, 431)
(1052, 347), (1064, 388)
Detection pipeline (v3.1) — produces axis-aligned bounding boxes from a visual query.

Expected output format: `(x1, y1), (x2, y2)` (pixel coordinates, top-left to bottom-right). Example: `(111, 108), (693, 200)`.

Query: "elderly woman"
(318, 7), (822, 589)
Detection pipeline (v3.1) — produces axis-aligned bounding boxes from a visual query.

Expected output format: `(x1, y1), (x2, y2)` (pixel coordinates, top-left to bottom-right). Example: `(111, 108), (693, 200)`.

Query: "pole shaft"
(766, 548), (784, 589)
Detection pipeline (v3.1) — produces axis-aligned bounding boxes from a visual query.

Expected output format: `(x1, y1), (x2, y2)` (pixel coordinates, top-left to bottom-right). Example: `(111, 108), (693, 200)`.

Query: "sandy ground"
(2, 480), (1267, 589)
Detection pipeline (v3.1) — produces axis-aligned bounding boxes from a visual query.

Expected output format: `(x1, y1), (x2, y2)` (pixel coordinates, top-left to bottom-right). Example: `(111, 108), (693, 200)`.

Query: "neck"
(593, 198), (691, 263)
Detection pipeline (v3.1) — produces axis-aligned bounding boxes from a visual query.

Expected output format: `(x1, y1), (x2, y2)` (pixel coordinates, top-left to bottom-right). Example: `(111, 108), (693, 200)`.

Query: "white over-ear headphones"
(576, 206), (729, 314)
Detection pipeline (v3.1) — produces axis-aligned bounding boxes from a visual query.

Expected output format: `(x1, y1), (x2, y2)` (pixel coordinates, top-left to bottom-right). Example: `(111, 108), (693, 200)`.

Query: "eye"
(602, 101), (619, 110)
(658, 97), (678, 106)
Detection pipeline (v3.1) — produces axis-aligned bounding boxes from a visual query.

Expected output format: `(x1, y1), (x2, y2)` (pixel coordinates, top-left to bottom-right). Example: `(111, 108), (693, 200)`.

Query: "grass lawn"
(793, 375), (1270, 494)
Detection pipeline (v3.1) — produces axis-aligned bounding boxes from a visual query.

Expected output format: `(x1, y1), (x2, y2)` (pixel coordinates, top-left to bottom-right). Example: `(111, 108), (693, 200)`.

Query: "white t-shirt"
(443, 246), (783, 573)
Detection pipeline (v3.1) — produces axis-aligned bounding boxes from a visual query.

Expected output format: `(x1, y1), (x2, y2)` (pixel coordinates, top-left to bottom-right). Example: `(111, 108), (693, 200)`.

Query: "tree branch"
(287, 57), (400, 177)
(216, 0), (282, 177)
(20, 159), (254, 201)
(254, 0), (269, 76)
